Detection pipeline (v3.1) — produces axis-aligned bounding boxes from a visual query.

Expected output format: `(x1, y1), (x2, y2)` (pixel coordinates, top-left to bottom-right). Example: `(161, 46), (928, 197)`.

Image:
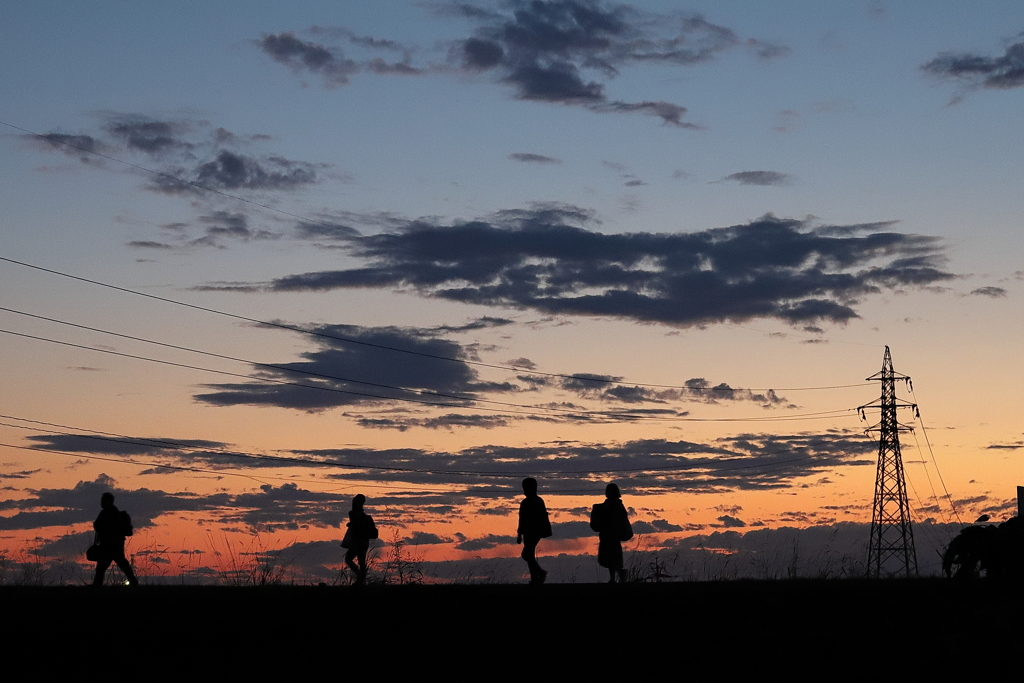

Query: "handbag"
(86, 544), (101, 562)
(340, 528), (352, 549)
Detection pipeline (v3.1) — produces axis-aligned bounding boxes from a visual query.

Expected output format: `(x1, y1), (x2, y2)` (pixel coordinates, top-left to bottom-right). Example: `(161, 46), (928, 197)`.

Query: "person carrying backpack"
(590, 483), (633, 583)
(90, 492), (138, 586)
(341, 494), (377, 585)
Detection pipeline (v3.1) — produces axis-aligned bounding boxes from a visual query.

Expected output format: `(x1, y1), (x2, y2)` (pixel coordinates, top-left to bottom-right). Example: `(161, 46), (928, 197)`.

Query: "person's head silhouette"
(522, 477), (538, 496)
(605, 483), (620, 499)
(353, 494), (365, 510)
(101, 492), (115, 509)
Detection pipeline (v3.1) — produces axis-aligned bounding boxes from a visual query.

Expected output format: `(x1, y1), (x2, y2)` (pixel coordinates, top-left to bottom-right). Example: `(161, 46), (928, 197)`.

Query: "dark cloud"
(291, 210), (409, 242)
(0, 468), (41, 480)
(922, 39), (1024, 89)
(296, 430), (875, 494)
(406, 531), (451, 545)
(0, 475), (222, 530)
(23, 132), (107, 164)
(32, 531), (95, 558)
(29, 115), (324, 198)
(24, 433), (334, 472)
(969, 286), (1007, 298)
(552, 520), (598, 539)
(19, 426), (876, 497)
(354, 413), (514, 431)
(153, 151), (319, 194)
(986, 441), (1024, 450)
(509, 152), (562, 164)
(229, 206), (953, 328)
(464, 37), (505, 68)
(719, 171), (792, 186)
(365, 58), (424, 75)
(182, 211), (280, 246)
(427, 2), (505, 21)
(596, 100), (694, 128)
(230, 483), (350, 531)
(103, 115), (193, 155)
(429, 316), (516, 333)
(261, 3), (779, 128)
(26, 434), (229, 458)
(193, 323), (507, 412)
(755, 43), (790, 60)
(259, 27), (426, 86)
(0, 475), (357, 535)
(126, 240), (175, 250)
(259, 32), (359, 87)
(448, 2), (756, 126)
(632, 518), (682, 534)
(526, 372), (790, 407)
(454, 533), (517, 551)
(716, 514), (747, 527)
(649, 518), (684, 532)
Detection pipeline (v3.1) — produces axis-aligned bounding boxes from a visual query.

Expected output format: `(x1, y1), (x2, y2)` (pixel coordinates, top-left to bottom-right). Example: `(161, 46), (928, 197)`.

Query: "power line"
(1, 120), (882, 386)
(0, 326), (860, 424)
(909, 388), (963, 527)
(0, 258), (870, 396)
(0, 304), (660, 418)
(909, 427), (952, 529)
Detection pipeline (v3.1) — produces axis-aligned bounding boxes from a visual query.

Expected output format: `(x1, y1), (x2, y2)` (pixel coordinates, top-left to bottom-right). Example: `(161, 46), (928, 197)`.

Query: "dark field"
(5, 580), (1019, 674)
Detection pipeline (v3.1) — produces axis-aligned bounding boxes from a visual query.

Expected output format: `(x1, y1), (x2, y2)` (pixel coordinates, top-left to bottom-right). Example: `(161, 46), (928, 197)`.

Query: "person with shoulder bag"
(341, 494), (377, 585)
(89, 492), (138, 586)
(590, 483), (633, 583)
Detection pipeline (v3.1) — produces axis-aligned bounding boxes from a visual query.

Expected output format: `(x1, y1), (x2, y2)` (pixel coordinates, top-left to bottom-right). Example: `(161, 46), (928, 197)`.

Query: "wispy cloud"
(922, 37), (1024, 90)
(718, 171), (792, 186)
(258, 2), (786, 128)
(508, 152), (562, 164)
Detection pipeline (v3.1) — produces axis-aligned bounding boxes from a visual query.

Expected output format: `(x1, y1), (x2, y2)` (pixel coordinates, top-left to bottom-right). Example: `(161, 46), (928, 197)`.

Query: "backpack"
(119, 510), (134, 537)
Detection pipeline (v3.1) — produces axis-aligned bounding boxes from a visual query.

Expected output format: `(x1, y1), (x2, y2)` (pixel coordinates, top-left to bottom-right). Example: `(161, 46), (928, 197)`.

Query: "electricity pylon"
(859, 346), (919, 578)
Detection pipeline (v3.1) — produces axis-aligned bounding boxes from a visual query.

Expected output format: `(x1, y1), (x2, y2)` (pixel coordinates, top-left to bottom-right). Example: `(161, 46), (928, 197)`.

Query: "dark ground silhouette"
(5, 580), (1022, 675)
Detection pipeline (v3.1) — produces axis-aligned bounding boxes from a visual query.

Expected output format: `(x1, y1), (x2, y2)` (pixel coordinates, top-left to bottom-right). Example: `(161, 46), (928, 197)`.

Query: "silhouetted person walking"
(342, 494), (377, 585)
(91, 492), (138, 586)
(590, 483), (633, 583)
(517, 477), (552, 584)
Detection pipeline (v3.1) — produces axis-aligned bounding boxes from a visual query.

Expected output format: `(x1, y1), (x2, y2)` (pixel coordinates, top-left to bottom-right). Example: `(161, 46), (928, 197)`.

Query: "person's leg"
(522, 536), (545, 583)
(94, 556), (113, 586)
(114, 553), (138, 586)
(345, 549), (359, 579)
(355, 548), (368, 584)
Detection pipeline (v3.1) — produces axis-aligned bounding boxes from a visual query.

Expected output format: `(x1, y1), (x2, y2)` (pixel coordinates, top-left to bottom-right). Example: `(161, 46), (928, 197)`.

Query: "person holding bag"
(341, 494), (377, 585)
(590, 483), (633, 583)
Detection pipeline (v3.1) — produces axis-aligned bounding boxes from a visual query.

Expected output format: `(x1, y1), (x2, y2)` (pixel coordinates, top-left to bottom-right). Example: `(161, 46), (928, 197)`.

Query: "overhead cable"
(0, 327), (859, 423)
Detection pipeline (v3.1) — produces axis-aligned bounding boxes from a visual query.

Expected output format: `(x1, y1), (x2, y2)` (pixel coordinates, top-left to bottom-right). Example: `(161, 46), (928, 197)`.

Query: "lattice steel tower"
(859, 346), (918, 578)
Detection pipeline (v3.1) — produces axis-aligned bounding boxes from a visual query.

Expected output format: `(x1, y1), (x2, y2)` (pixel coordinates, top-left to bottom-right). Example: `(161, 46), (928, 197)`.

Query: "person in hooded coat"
(590, 483), (633, 583)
